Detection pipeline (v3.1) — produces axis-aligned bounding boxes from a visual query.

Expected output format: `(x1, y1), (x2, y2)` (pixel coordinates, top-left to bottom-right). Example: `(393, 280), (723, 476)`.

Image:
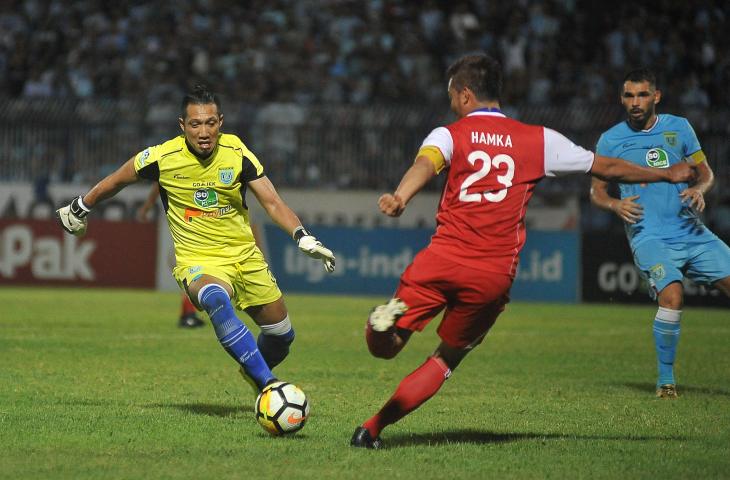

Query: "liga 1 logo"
(646, 148), (669, 168)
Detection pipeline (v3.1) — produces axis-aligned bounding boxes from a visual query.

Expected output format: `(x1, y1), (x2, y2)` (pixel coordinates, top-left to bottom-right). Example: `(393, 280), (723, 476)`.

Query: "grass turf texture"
(1, 288), (728, 479)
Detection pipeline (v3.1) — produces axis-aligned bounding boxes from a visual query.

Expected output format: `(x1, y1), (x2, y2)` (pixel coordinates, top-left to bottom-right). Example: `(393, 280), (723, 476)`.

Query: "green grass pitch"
(1, 287), (728, 479)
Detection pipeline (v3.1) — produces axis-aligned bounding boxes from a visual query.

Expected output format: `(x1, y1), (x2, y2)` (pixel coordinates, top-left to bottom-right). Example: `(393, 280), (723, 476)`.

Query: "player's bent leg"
(246, 298), (295, 369)
(179, 293), (205, 328)
(185, 274), (235, 307)
(367, 327), (412, 359)
(657, 282), (683, 310)
(191, 277), (276, 391)
(353, 349), (455, 449)
(654, 282), (683, 397)
(365, 298), (411, 359)
(433, 341), (471, 371)
(713, 275), (730, 297)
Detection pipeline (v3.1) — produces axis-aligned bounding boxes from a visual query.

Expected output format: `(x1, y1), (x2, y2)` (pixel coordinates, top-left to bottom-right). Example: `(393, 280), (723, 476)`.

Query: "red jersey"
(422, 110), (594, 277)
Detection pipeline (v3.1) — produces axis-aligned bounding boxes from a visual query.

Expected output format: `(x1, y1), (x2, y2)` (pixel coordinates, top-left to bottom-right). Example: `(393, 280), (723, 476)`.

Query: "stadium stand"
(1, 0), (728, 231)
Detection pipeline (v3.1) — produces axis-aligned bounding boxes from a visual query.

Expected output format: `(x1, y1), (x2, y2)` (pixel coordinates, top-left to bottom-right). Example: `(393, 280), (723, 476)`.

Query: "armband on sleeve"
(416, 146), (446, 174)
(688, 150), (706, 165)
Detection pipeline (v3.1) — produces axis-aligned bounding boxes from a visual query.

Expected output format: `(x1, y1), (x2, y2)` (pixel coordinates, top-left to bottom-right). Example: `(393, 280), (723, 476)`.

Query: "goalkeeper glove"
(293, 226), (335, 273)
(57, 196), (90, 236)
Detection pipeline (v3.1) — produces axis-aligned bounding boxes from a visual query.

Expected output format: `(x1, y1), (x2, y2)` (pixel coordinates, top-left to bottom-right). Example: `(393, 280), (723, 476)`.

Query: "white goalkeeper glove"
(57, 196), (90, 236)
(293, 226), (335, 273)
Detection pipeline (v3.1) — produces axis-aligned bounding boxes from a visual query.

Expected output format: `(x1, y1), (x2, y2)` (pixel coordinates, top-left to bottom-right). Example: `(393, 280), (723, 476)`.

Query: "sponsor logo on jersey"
(188, 266), (202, 274)
(138, 148), (150, 166)
(663, 131), (677, 147)
(649, 263), (665, 281)
(193, 188), (218, 208)
(174, 173), (190, 179)
(219, 167), (235, 185)
(184, 205), (233, 222)
(646, 148), (669, 168)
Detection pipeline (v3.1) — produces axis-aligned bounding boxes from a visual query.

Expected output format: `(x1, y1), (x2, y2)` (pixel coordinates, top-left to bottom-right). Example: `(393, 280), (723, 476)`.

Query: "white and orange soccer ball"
(255, 381), (309, 435)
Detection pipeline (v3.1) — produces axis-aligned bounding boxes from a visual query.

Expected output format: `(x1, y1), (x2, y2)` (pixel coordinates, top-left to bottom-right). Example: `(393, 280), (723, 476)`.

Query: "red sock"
(363, 356), (451, 437)
(181, 294), (197, 317)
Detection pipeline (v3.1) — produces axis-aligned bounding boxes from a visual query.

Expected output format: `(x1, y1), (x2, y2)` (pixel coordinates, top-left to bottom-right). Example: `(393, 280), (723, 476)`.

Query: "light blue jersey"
(596, 114), (702, 248)
(597, 113), (730, 295)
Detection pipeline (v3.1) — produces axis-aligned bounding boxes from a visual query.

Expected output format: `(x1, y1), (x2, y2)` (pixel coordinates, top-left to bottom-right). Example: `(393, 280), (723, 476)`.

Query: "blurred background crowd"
(3, 0), (729, 107)
(1, 0), (729, 231)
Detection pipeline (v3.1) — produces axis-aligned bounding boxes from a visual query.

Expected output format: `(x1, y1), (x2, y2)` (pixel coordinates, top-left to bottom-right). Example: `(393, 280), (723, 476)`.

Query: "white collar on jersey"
(467, 110), (506, 118)
(639, 114), (661, 132)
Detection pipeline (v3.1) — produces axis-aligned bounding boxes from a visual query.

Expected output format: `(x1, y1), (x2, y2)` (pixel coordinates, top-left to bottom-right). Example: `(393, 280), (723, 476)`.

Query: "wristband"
(292, 226), (310, 242)
(70, 196), (90, 218)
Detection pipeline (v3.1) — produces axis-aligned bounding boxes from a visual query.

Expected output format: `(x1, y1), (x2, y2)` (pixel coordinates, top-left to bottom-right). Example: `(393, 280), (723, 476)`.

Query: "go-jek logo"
(194, 188), (218, 208)
(646, 148), (669, 168)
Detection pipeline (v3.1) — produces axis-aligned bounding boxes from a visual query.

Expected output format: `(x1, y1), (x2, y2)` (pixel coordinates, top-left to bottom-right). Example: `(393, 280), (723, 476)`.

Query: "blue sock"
(257, 316), (295, 369)
(653, 307), (681, 387)
(198, 284), (275, 389)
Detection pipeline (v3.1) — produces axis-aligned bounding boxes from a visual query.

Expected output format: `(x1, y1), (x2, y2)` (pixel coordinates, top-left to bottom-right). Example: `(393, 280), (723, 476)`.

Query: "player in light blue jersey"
(591, 68), (730, 398)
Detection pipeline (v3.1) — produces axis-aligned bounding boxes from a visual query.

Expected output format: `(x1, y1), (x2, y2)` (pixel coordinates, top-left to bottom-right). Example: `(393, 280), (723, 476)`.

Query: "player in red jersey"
(350, 54), (694, 449)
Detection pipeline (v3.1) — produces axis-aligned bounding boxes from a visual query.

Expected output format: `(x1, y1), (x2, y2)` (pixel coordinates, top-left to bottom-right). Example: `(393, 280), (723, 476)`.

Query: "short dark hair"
(446, 54), (502, 102)
(622, 68), (657, 89)
(181, 84), (221, 119)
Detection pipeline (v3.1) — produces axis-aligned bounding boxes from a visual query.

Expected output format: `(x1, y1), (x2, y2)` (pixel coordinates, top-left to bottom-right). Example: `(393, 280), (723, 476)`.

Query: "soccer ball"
(255, 381), (309, 435)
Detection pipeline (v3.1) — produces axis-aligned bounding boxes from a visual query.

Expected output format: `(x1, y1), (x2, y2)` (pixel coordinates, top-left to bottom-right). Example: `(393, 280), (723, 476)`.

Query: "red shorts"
(394, 248), (512, 349)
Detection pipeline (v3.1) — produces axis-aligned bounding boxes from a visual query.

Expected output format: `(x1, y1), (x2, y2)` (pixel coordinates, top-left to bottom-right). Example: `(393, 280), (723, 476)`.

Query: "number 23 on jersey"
(459, 150), (516, 203)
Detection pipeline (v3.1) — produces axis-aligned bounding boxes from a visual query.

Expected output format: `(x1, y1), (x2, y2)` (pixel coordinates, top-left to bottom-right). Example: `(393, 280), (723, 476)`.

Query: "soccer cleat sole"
(368, 298), (408, 332)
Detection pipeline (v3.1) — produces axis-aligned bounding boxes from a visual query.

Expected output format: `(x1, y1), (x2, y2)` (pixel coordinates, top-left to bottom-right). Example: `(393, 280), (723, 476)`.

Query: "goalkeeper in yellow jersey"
(57, 84), (336, 392)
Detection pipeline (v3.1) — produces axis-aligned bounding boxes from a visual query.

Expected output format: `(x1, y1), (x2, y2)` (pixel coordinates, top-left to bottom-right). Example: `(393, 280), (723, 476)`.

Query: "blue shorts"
(632, 229), (730, 298)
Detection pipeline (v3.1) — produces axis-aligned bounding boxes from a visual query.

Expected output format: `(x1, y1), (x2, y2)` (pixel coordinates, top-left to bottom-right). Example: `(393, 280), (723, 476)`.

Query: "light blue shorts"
(632, 229), (730, 298)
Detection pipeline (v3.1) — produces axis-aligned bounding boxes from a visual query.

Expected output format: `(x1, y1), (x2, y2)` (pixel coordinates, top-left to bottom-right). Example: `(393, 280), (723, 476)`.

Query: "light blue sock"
(257, 316), (295, 369)
(653, 307), (681, 387)
(198, 284), (275, 389)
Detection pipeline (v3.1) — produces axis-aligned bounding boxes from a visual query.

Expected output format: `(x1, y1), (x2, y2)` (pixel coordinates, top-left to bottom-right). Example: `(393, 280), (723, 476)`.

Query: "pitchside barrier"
(0, 218), (157, 288)
(261, 224), (580, 302)
(2, 183), (726, 306)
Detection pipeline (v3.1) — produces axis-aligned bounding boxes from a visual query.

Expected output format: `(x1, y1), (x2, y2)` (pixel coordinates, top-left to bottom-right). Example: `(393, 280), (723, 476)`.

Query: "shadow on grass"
(154, 403), (254, 417)
(56, 399), (255, 417)
(622, 382), (730, 397)
(56, 398), (255, 417)
(384, 429), (689, 448)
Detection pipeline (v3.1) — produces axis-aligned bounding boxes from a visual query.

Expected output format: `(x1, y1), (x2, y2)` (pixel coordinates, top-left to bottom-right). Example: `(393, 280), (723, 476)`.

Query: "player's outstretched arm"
(590, 155), (693, 184)
(57, 157), (139, 235)
(249, 176), (335, 272)
(379, 156), (436, 217)
(590, 177), (643, 224)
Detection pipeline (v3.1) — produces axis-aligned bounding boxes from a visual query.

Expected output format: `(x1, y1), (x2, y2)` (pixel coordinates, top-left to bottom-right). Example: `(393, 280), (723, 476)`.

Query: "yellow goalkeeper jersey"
(134, 133), (264, 266)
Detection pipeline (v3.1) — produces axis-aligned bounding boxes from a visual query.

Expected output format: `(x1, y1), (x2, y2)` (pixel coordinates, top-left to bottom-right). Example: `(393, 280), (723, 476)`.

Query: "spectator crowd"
(1, 0), (729, 109)
(1, 0), (729, 232)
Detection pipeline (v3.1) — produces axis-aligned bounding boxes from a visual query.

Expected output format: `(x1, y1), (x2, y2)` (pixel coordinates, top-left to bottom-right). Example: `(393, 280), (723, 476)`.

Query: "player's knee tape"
(257, 316), (295, 368)
(198, 284), (241, 339)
